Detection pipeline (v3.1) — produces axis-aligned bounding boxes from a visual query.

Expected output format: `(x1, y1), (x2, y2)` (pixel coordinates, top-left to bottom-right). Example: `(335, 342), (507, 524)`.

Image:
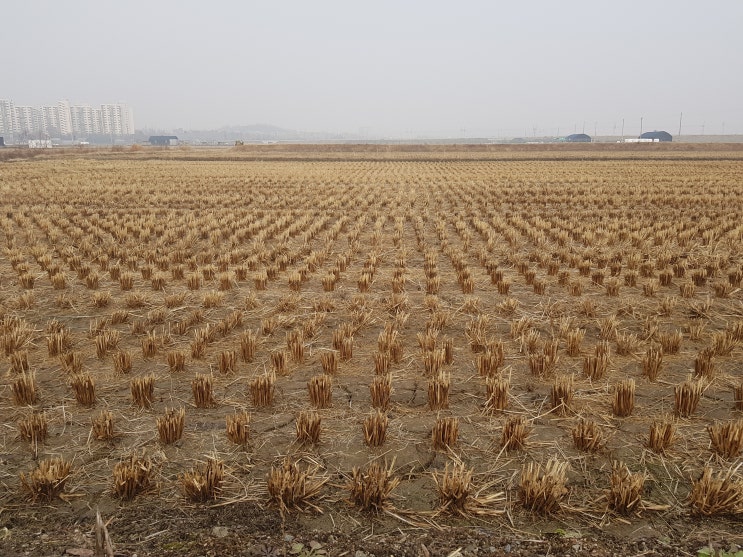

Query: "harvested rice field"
(1, 144), (743, 556)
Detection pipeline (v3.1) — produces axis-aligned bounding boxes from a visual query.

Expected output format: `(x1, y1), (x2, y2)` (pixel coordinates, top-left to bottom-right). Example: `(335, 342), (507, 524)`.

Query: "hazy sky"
(3, 1), (742, 136)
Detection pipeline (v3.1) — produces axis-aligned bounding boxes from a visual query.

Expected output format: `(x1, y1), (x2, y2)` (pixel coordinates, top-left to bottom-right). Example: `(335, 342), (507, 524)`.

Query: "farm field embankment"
(1, 144), (743, 556)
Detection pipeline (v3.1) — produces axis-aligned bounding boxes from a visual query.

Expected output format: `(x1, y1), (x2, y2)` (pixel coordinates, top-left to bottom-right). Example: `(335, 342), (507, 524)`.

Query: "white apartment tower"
(57, 100), (72, 136)
(39, 105), (60, 134)
(15, 106), (38, 135)
(0, 98), (133, 140)
(0, 99), (19, 137)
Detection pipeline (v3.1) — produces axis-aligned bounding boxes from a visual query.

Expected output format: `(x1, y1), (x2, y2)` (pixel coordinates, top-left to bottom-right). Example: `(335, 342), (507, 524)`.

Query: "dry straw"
(250, 372), (275, 407)
(428, 373), (450, 411)
(10, 350), (30, 374)
(296, 410), (322, 445)
(707, 420), (743, 459)
(370, 374), (392, 410)
(192, 374), (216, 408)
(583, 353), (609, 381)
(71, 373), (96, 407)
(112, 452), (153, 500)
(270, 350), (288, 375)
(347, 460), (400, 512)
(694, 348), (716, 379)
(157, 407), (185, 445)
(642, 346), (663, 382)
(225, 411), (250, 445)
(218, 350), (236, 374)
(240, 330), (257, 362)
(607, 462), (646, 515)
(565, 328), (585, 356)
(141, 331), (158, 358)
(113, 351), (132, 374)
(432, 462), (474, 516)
(675, 377), (704, 418)
(131, 374), (155, 409)
(647, 418), (676, 454)
(308, 374), (332, 409)
(502, 415), (529, 452)
(266, 458), (327, 516)
(485, 375), (509, 414)
(181, 457), (224, 502)
(373, 351), (390, 375)
(432, 416), (459, 450)
(92, 409), (115, 441)
(18, 412), (47, 456)
(734, 382), (743, 411)
(658, 330), (682, 354)
(320, 350), (338, 374)
(519, 459), (569, 514)
(615, 332), (640, 355)
(286, 330), (304, 363)
(613, 379), (635, 417)
(363, 409), (388, 447)
(13, 371), (37, 405)
(572, 419), (604, 453)
(551, 374), (574, 416)
(167, 350), (185, 373)
(689, 465), (743, 515)
(20, 457), (72, 502)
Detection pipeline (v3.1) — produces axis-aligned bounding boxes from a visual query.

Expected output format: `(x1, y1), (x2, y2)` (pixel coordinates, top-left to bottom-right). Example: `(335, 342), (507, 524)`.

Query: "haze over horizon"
(3, 1), (742, 138)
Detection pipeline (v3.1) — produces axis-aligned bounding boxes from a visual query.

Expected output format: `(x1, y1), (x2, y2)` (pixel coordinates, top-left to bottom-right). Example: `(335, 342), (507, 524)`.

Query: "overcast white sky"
(3, 1), (742, 136)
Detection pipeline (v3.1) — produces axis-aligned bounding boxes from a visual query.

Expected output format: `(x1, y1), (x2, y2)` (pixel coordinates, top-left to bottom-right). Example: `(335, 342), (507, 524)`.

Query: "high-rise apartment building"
(0, 98), (134, 139)
(0, 99), (19, 137)
(15, 106), (37, 135)
(57, 100), (72, 136)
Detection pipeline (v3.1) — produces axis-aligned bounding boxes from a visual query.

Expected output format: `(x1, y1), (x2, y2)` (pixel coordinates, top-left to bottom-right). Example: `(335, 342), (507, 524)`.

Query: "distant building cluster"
(0, 99), (134, 140)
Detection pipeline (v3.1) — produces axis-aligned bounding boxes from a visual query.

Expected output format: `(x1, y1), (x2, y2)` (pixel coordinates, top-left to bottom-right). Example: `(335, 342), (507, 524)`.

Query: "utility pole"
(640, 117), (643, 136)
(621, 118), (625, 140)
(678, 112), (683, 137)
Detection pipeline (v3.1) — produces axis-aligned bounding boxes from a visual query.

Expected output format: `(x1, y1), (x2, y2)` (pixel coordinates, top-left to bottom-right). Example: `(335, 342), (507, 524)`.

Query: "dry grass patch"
(432, 416), (459, 450)
(192, 374), (216, 408)
(250, 372), (275, 407)
(363, 410), (388, 447)
(428, 373), (450, 410)
(266, 458), (327, 516)
(347, 460), (400, 512)
(502, 415), (530, 452)
(225, 411), (250, 445)
(12, 371), (37, 405)
(157, 407), (185, 445)
(92, 409), (115, 441)
(20, 457), (72, 502)
(181, 457), (224, 502)
(519, 459), (569, 515)
(647, 418), (676, 454)
(708, 420), (743, 459)
(572, 419), (604, 453)
(131, 374), (155, 409)
(607, 462), (646, 515)
(71, 373), (95, 407)
(112, 452), (153, 500)
(18, 412), (47, 455)
(613, 379), (635, 417)
(308, 374), (332, 409)
(689, 466), (743, 515)
(370, 374), (392, 410)
(551, 374), (574, 416)
(296, 410), (322, 445)
(675, 377), (704, 418)
(113, 351), (132, 374)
